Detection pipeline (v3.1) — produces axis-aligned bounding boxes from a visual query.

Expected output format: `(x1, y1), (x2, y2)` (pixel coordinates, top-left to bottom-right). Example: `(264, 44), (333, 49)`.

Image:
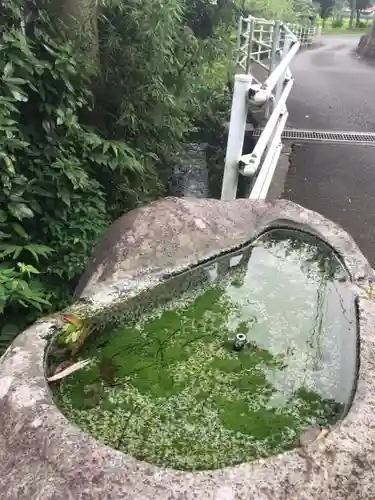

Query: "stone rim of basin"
(0, 197), (374, 500)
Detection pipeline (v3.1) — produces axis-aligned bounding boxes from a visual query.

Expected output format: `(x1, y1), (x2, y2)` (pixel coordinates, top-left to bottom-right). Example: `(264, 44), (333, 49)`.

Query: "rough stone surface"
(356, 34), (369, 58)
(356, 34), (375, 60)
(1, 197), (375, 500)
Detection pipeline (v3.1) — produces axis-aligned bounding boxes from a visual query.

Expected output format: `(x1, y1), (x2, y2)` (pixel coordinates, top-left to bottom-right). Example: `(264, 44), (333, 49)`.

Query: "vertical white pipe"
(221, 74), (253, 201)
(245, 19), (254, 73)
(265, 21), (280, 119)
(236, 16), (243, 68)
(275, 32), (293, 107)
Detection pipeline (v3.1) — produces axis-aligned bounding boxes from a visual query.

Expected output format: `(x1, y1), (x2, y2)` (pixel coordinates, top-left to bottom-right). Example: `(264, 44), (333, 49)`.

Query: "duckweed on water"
(53, 229), (357, 470)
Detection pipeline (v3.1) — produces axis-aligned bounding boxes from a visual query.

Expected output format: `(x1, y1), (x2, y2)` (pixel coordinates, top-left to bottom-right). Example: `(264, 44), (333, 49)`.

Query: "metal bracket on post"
(221, 74), (253, 201)
(222, 16), (300, 201)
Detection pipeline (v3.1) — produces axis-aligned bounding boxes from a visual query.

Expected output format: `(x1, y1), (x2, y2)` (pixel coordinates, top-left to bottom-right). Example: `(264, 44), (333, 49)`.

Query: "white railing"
(286, 23), (317, 48)
(221, 16), (306, 201)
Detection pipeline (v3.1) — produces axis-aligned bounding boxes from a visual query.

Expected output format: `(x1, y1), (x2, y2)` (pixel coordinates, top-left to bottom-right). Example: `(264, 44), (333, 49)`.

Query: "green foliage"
(317, 0), (336, 20)
(183, 0), (240, 38)
(293, 0), (320, 22)
(97, 0), (235, 197)
(98, 0), (232, 163)
(98, 0), (189, 167)
(0, 2), (155, 350)
(331, 14), (344, 27)
(0, 0), (324, 354)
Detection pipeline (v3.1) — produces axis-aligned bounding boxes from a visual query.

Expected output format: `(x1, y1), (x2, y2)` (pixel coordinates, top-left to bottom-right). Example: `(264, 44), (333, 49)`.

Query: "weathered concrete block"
(0, 197), (375, 500)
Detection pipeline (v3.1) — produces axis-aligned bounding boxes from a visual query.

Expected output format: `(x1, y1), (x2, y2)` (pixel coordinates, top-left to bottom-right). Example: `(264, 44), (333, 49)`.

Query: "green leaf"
(4, 155), (15, 174)
(30, 186), (54, 198)
(3, 62), (13, 78)
(4, 77), (27, 85)
(60, 190), (71, 206)
(8, 203), (34, 220)
(23, 244), (53, 262)
(12, 223), (28, 239)
(0, 244), (22, 260)
(0, 211), (7, 223)
(10, 89), (28, 102)
(17, 263), (40, 275)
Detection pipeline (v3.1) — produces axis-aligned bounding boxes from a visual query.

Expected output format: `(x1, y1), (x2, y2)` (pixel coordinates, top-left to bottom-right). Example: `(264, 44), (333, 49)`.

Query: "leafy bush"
(0, 3), (157, 351)
(98, 0), (234, 178)
(98, 0), (195, 174)
(331, 15), (344, 28)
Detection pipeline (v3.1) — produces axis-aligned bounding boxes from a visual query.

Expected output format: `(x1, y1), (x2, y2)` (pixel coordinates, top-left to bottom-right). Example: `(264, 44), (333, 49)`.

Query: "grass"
(322, 17), (371, 35)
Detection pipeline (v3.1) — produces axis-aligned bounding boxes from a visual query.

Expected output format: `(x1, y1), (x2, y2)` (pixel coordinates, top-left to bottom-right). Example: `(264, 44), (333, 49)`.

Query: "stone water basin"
(1, 197), (374, 500)
(50, 228), (357, 471)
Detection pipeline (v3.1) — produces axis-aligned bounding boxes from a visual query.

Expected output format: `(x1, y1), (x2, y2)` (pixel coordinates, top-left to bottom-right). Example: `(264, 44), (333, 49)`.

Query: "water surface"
(53, 229), (357, 470)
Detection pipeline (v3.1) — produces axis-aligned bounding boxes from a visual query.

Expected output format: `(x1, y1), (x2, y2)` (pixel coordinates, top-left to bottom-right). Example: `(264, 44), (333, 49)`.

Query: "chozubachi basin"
(0, 198), (374, 500)
(51, 228), (356, 471)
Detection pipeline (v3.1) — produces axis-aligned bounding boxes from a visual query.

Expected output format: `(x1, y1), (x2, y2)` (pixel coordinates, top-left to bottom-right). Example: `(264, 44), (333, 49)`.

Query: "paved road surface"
(284, 35), (375, 266)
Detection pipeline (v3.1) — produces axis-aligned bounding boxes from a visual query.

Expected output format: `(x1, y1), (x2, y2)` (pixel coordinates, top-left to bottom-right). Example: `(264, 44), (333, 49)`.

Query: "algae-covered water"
(53, 229), (357, 471)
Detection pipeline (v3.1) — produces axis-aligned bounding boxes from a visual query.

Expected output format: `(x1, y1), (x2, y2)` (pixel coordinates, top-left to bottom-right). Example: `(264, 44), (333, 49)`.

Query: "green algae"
(52, 229), (357, 471)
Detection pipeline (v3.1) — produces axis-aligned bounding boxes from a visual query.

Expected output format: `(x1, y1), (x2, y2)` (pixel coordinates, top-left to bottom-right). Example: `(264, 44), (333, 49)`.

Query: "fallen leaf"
(53, 360), (72, 375)
(61, 314), (81, 327)
(46, 359), (92, 382)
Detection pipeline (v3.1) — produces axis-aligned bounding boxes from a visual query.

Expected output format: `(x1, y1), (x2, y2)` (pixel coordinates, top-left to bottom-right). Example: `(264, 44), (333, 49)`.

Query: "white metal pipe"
(250, 58), (271, 72)
(265, 21), (280, 119)
(269, 22), (280, 74)
(243, 16), (275, 25)
(249, 112), (288, 199)
(245, 19), (255, 73)
(251, 143), (283, 199)
(249, 39), (272, 49)
(249, 142), (282, 199)
(275, 33), (293, 107)
(221, 74), (253, 201)
(236, 16), (243, 65)
(241, 77), (294, 176)
(261, 40), (300, 95)
(283, 24), (298, 42)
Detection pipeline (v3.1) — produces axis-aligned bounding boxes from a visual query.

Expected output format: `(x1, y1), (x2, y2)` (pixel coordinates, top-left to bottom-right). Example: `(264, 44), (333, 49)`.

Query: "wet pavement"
(284, 35), (375, 266)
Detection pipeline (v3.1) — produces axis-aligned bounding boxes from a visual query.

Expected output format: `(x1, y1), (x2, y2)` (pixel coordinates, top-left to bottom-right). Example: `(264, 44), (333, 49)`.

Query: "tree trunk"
(360, 17), (375, 58)
(47, 0), (99, 68)
(356, 9), (361, 27)
(371, 16), (375, 39)
(349, 0), (356, 29)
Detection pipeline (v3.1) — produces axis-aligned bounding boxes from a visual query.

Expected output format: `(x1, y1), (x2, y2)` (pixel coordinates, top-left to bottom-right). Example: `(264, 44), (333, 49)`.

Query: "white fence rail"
(221, 17), (317, 201)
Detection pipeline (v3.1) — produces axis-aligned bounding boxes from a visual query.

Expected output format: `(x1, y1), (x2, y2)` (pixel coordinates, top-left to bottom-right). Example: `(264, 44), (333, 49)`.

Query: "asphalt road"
(283, 35), (375, 266)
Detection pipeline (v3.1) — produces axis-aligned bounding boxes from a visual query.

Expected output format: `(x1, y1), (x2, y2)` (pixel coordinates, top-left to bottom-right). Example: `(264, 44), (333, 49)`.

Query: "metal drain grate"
(252, 128), (375, 145)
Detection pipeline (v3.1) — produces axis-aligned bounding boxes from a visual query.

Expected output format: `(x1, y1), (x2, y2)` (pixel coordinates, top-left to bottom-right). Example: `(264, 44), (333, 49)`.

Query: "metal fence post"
(221, 74), (253, 201)
(258, 23), (263, 61)
(236, 16), (243, 68)
(266, 21), (280, 118)
(275, 31), (292, 108)
(245, 19), (254, 73)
